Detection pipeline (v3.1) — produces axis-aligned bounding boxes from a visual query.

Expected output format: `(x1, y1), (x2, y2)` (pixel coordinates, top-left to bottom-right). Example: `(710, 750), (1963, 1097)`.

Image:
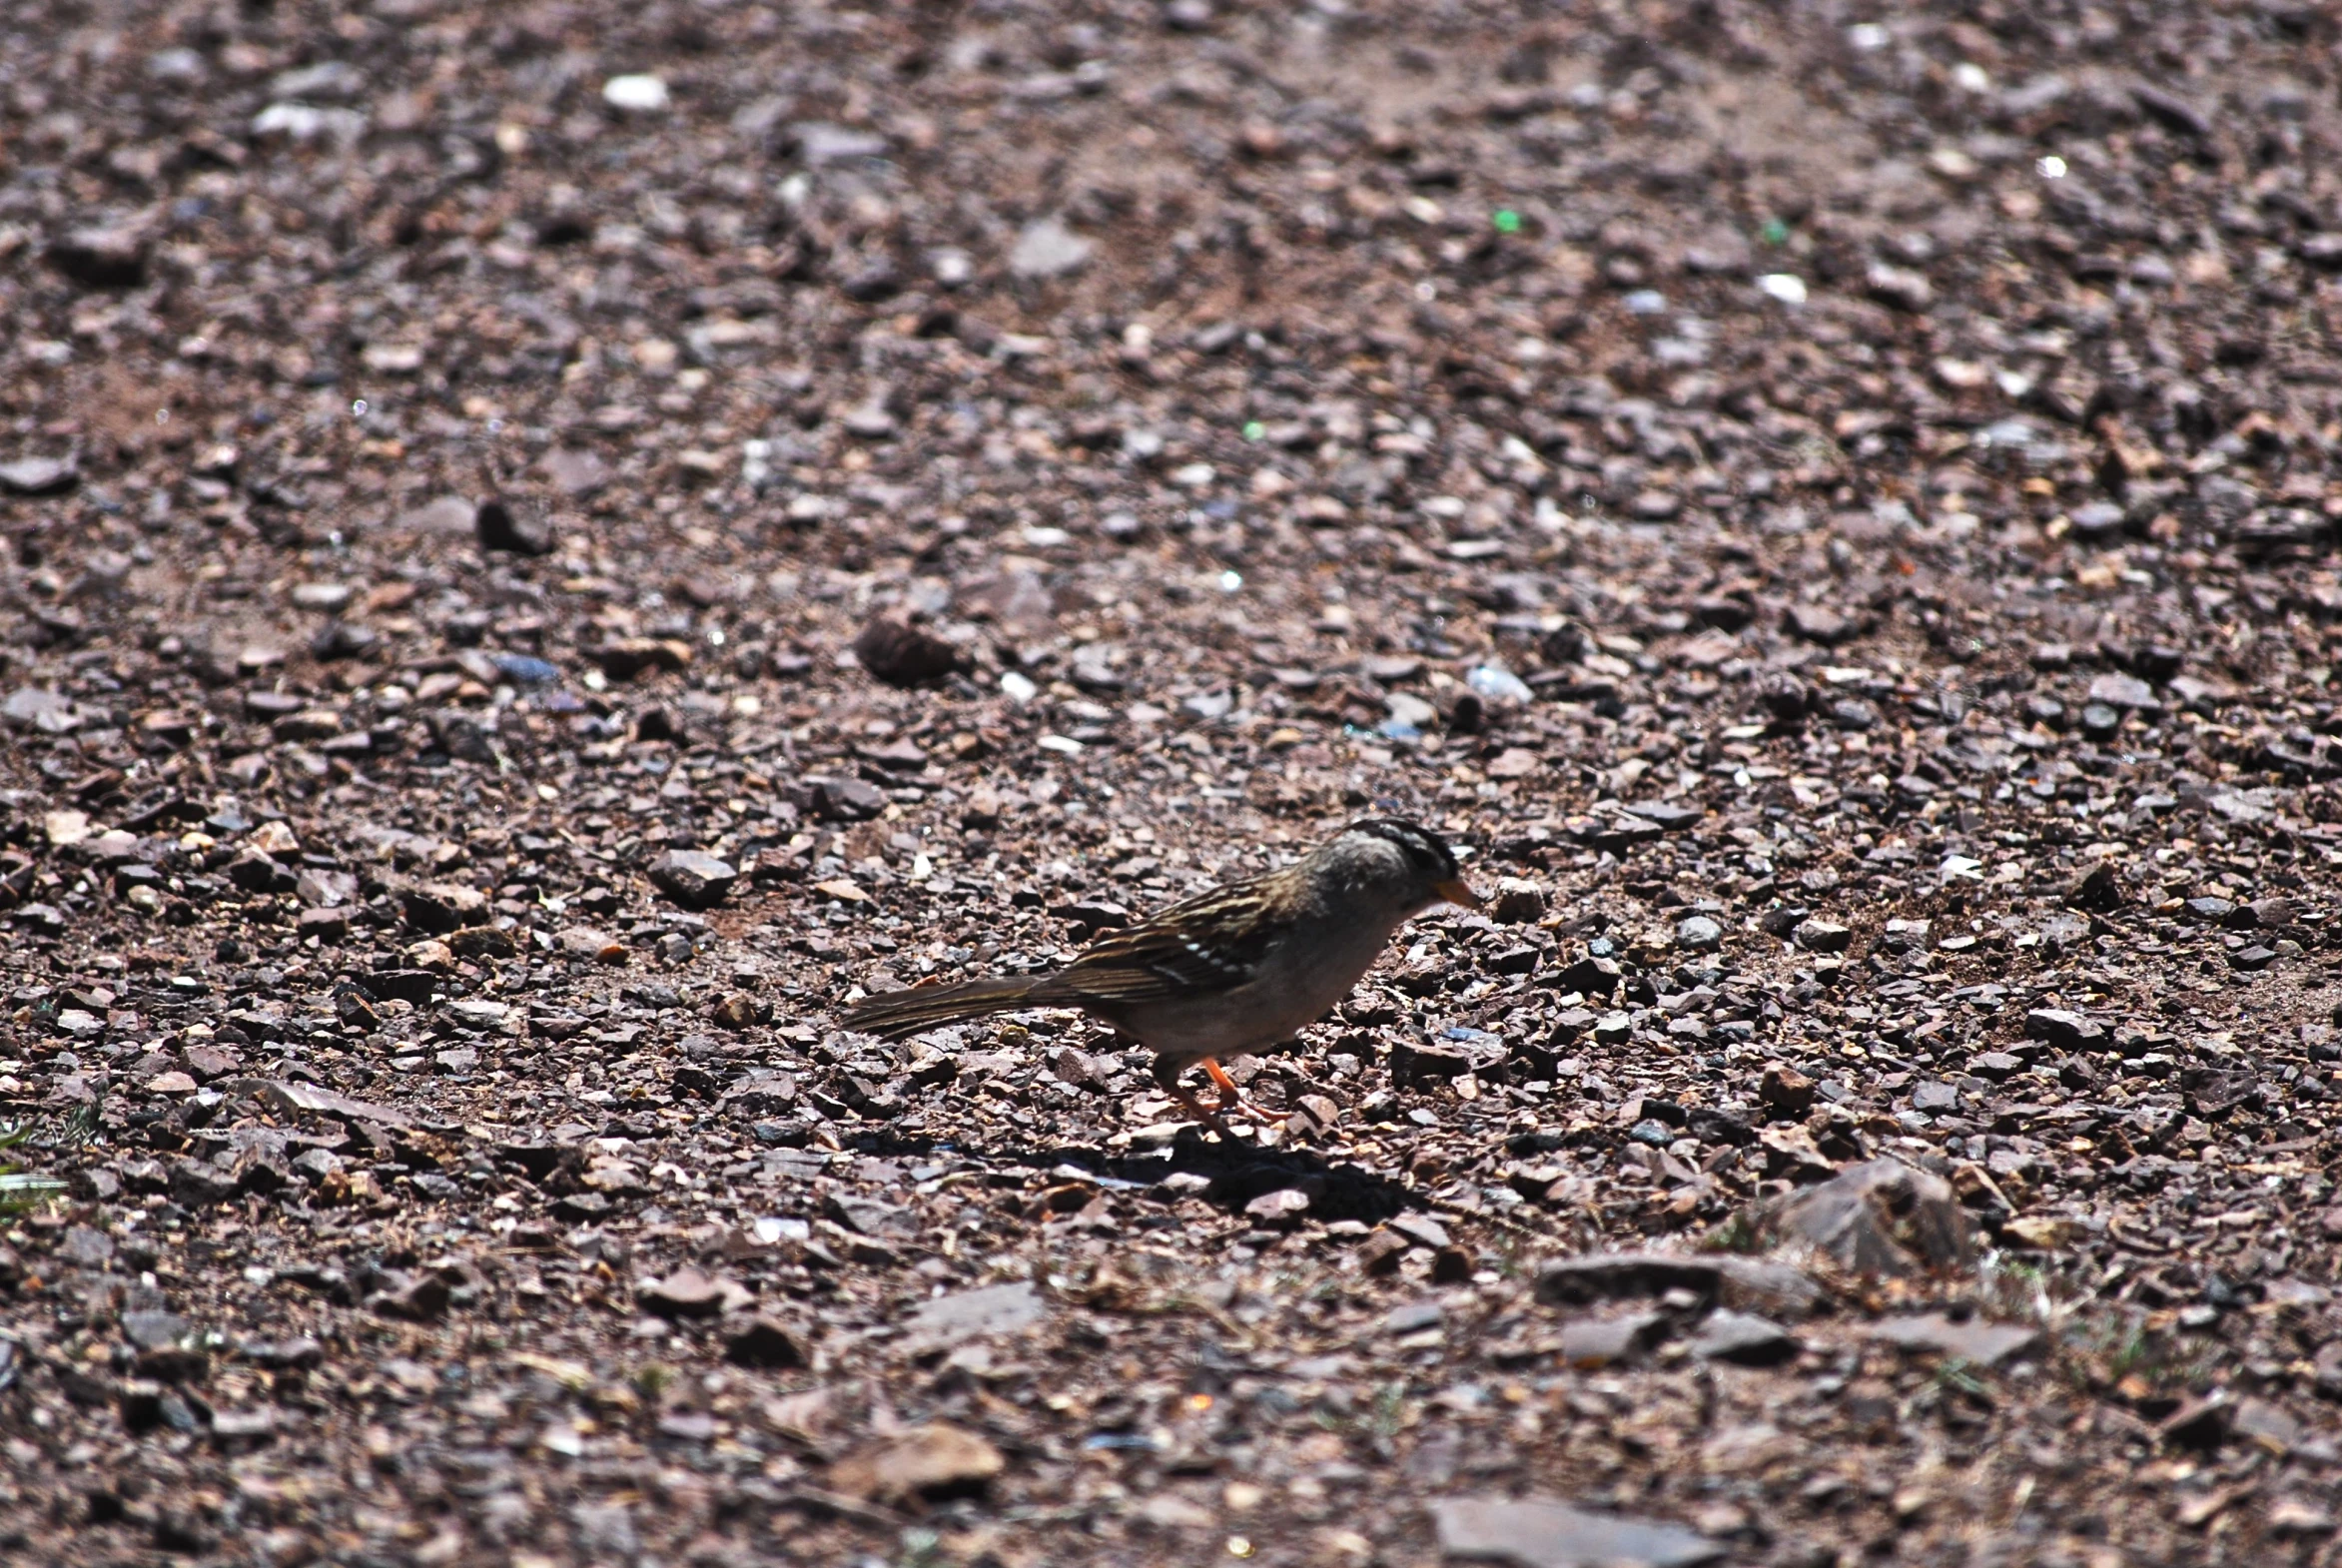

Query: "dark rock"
(2065, 861), (2124, 912)
(725, 1317), (807, 1368)
(1687, 1310), (1799, 1366)
(852, 616), (963, 687)
(649, 851), (737, 909)
(2025, 1009), (2106, 1051)
(47, 226), (148, 288)
(810, 776), (887, 821)
(475, 496), (556, 555)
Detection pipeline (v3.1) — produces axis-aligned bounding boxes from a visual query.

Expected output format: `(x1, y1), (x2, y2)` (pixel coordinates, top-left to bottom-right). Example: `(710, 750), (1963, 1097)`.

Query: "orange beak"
(1434, 878), (1483, 910)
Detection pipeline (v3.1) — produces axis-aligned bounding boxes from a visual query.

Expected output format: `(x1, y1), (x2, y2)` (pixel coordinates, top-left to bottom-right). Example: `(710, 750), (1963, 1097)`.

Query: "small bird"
(841, 818), (1481, 1133)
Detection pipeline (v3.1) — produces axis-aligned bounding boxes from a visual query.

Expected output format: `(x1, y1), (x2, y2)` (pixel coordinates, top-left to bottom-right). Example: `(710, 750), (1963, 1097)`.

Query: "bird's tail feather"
(840, 977), (1041, 1042)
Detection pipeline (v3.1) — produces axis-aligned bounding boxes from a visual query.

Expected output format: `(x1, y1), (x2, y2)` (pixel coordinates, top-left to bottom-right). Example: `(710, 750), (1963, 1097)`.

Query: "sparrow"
(840, 818), (1481, 1133)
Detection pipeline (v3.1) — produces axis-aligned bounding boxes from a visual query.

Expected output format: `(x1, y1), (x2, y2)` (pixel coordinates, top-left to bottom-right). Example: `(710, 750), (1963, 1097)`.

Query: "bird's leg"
(1154, 1056), (1234, 1140)
(1200, 1057), (1289, 1124)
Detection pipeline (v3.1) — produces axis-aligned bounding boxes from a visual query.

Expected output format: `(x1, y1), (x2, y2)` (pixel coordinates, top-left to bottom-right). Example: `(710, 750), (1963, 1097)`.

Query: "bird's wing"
(1037, 876), (1286, 1008)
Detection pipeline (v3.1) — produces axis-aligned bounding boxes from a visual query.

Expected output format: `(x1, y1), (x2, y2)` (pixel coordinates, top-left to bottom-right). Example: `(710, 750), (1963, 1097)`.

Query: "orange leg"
(1154, 1056), (1235, 1140)
(1200, 1058), (1289, 1124)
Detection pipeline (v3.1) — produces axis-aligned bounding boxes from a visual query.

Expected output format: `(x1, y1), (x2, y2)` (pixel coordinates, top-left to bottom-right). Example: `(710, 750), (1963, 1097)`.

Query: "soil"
(5, 2), (2342, 1565)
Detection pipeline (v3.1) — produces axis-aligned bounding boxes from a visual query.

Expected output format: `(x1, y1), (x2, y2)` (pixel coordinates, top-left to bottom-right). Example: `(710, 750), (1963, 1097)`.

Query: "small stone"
(1766, 1161), (1973, 1277)
(811, 775), (888, 821)
(556, 926), (627, 963)
(1384, 1300), (1444, 1335)
(2086, 671), (2157, 709)
(601, 74), (670, 112)
(1687, 1310), (1799, 1366)
(1866, 1313), (2040, 1366)
(1794, 919), (1851, 953)
(1491, 878), (1546, 924)
(830, 1423), (1005, 1504)
(649, 851), (737, 909)
(905, 1282), (1048, 1347)
(2064, 861), (2123, 913)
(639, 1266), (740, 1320)
(1009, 216), (1094, 280)
(725, 1316), (808, 1368)
(47, 226), (148, 288)
(1786, 604), (1853, 645)
(0, 455), (78, 495)
(1760, 1065), (1816, 1118)
(852, 616), (963, 686)
(1556, 1311), (1664, 1368)
(1430, 1496), (1723, 1568)
(2024, 1009), (2105, 1051)
(474, 496), (556, 555)
(1675, 915), (1723, 952)
(1244, 1187), (1312, 1227)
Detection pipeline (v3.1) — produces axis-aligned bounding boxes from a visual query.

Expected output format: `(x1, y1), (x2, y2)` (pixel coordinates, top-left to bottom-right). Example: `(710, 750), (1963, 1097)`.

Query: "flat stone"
(648, 851), (737, 909)
(0, 455), (78, 494)
(1385, 1300), (1445, 1335)
(1785, 604), (1854, 645)
(1793, 918), (1852, 952)
(2086, 671), (2157, 709)
(1556, 1311), (1664, 1368)
(122, 1308), (193, 1352)
(830, 1423), (1005, 1504)
(1767, 1161), (1973, 1277)
(1009, 216), (1094, 280)
(904, 1282), (1048, 1347)
(725, 1316), (808, 1368)
(2024, 1009), (2106, 1051)
(1687, 1310), (1799, 1366)
(638, 1266), (746, 1319)
(1430, 1495), (1724, 1568)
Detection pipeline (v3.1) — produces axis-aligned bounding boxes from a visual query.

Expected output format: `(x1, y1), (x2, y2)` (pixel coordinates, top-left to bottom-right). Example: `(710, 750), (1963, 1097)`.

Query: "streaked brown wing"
(1036, 878), (1281, 1008)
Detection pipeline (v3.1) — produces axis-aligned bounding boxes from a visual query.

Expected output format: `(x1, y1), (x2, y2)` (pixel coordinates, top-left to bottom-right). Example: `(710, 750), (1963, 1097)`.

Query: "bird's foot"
(1201, 1058), (1289, 1124)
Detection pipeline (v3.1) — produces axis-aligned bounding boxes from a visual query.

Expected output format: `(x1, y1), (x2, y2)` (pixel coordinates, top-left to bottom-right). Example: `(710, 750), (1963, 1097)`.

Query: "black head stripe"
(1349, 817), (1459, 880)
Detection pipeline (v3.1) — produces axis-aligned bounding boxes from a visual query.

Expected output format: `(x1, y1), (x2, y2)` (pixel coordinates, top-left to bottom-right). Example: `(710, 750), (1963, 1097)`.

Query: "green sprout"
(1493, 209), (1522, 235)
(0, 1123), (66, 1214)
(1241, 420), (1265, 441)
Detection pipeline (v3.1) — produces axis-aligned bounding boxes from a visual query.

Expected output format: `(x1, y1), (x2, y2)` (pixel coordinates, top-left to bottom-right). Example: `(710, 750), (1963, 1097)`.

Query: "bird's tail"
(839, 977), (1042, 1042)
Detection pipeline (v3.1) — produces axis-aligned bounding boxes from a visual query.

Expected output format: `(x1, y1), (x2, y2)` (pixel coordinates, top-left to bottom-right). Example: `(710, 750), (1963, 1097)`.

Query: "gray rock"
(649, 851), (737, 909)
(1866, 1312), (2041, 1367)
(1765, 1160), (1973, 1276)
(905, 1281), (1048, 1347)
(1555, 1311), (1665, 1368)
(1009, 216), (1094, 280)
(1687, 1309), (1799, 1366)
(1674, 915), (1723, 952)
(2086, 671), (2157, 709)
(0, 455), (77, 494)
(2, 688), (75, 731)
(1430, 1495), (1723, 1568)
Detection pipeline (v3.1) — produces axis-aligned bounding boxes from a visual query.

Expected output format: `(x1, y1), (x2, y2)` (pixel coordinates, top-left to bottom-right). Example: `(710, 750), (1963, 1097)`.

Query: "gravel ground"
(6, 1), (2342, 1565)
